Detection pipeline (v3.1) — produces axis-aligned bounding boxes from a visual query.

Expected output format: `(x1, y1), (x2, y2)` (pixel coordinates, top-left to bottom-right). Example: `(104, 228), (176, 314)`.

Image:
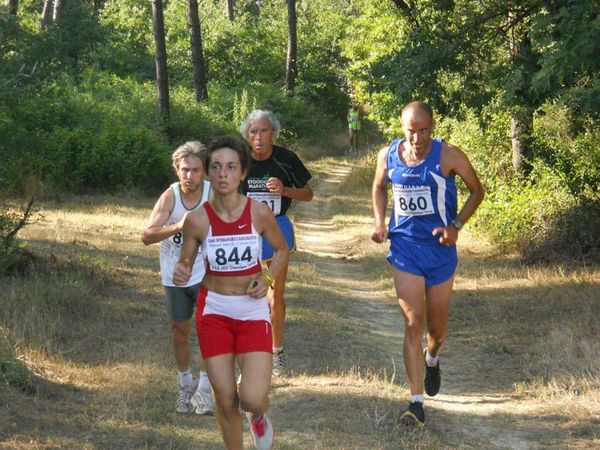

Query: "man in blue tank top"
(372, 101), (484, 426)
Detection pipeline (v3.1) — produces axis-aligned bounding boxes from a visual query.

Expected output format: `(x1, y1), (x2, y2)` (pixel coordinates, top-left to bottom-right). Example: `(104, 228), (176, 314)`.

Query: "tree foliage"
(343, 0), (599, 129)
(0, 0), (598, 260)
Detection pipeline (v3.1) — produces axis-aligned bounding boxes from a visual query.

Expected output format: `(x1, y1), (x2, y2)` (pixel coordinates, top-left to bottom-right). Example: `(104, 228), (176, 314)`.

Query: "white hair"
(239, 110), (281, 139)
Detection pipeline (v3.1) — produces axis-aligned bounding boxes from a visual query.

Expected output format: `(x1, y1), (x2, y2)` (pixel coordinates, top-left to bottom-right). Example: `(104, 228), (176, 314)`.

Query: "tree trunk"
(40, 0), (53, 27)
(152, 0), (170, 120)
(226, 0), (234, 21)
(5, 0), (18, 15)
(511, 110), (532, 176)
(508, 11), (535, 177)
(188, 0), (208, 101)
(52, 0), (62, 23)
(285, 0), (297, 95)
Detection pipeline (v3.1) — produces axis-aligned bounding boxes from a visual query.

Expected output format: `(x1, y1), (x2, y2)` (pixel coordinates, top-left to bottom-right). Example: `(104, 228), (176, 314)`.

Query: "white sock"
(178, 369), (194, 387)
(273, 346), (283, 354)
(411, 394), (425, 404)
(198, 370), (211, 392)
(425, 351), (439, 367)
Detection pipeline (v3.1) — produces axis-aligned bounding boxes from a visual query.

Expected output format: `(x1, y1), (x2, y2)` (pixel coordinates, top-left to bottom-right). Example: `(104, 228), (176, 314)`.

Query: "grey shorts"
(163, 283), (201, 322)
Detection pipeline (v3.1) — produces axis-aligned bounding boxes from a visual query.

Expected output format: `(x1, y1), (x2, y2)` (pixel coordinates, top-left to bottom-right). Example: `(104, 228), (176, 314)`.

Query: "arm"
(371, 147), (390, 243)
(247, 202), (290, 297)
(141, 189), (180, 245)
(267, 178), (314, 202)
(433, 144), (485, 245)
(172, 210), (204, 285)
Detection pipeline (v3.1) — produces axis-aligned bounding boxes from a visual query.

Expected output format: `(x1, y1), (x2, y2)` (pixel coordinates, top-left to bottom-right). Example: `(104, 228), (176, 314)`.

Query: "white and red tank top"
(201, 198), (262, 277)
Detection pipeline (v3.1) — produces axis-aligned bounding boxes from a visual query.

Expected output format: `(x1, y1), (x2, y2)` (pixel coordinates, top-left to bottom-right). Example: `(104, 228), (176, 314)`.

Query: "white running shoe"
(191, 388), (214, 415)
(175, 383), (196, 413)
(272, 350), (285, 377)
(246, 412), (274, 450)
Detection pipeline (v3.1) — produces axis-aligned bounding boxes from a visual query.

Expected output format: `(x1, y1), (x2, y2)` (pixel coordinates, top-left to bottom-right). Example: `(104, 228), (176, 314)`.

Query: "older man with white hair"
(240, 110), (314, 377)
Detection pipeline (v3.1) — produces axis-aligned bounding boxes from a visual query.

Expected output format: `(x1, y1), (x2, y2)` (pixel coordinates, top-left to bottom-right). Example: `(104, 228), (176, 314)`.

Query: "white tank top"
(159, 181), (211, 286)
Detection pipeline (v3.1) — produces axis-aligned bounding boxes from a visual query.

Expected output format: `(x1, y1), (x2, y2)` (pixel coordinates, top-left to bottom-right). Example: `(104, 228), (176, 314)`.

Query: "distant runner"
(347, 105), (361, 156)
(371, 101), (484, 426)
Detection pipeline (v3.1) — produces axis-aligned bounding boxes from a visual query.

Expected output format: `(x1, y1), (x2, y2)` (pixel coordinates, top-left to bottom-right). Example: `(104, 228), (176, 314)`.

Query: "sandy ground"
(286, 159), (598, 449)
(2, 157), (598, 449)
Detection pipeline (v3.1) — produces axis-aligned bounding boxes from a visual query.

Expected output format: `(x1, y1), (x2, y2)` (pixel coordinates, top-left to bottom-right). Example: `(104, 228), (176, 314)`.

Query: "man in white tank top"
(142, 141), (214, 415)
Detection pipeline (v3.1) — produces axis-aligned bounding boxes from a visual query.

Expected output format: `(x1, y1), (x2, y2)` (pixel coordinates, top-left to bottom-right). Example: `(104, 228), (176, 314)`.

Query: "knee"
(403, 317), (425, 340)
(239, 391), (268, 415)
(215, 392), (239, 417)
(170, 323), (190, 344)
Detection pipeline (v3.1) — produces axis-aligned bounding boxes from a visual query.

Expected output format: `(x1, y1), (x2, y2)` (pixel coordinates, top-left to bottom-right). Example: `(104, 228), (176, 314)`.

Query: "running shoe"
(175, 383), (196, 413)
(246, 412), (274, 450)
(191, 388), (214, 416)
(272, 350), (285, 377)
(423, 348), (441, 396)
(400, 401), (425, 427)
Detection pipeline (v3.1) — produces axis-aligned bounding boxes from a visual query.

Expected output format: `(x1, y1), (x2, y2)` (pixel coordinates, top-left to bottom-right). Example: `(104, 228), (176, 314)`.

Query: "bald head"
(402, 101), (434, 123)
(401, 101), (435, 155)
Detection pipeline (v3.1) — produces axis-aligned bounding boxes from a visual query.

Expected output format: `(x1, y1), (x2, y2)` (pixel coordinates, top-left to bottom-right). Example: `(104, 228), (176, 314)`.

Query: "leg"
(351, 131), (359, 153)
(237, 351), (272, 417)
(392, 268), (426, 396)
(425, 275), (454, 358)
(267, 260), (288, 350)
(205, 354), (244, 450)
(171, 319), (193, 372)
(238, 351), (274, 449)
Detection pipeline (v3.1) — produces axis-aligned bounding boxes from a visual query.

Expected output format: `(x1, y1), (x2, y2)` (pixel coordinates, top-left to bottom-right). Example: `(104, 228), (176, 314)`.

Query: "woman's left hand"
(246, 277), (269, 298)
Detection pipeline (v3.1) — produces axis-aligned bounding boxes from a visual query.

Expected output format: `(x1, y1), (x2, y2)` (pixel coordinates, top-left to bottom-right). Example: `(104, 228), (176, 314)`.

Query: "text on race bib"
(206, 234), (259, 272)
(392, 185), (434, 218)
(172, 232), (182, 246)
(246, 192), (282, 215)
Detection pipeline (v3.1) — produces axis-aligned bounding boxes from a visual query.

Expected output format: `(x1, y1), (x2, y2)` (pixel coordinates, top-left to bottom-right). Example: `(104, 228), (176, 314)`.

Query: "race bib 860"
(392, 185), (434, 218)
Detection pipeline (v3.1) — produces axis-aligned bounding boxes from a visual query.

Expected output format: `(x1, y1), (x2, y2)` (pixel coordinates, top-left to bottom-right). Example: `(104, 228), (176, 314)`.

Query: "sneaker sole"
(400, 410), (425, 428)
(176, 407), (195, 414)
(194, 408), (214, 416)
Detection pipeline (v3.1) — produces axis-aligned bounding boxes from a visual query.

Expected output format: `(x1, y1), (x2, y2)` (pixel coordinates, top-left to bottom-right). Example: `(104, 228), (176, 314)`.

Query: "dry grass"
(1, 160), (599, 449)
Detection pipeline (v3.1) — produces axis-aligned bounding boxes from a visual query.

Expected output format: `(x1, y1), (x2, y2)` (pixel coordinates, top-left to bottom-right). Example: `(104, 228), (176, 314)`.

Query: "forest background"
(0, 0), (599, 443)
(2, 0), (599, 265)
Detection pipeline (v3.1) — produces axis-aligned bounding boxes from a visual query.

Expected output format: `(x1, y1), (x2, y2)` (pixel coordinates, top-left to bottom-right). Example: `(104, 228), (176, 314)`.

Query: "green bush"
(0, 209), (24, 275)
(0, 348), (31, 392)
(1, 71), (171, 194)
(445, 105), (600, 261)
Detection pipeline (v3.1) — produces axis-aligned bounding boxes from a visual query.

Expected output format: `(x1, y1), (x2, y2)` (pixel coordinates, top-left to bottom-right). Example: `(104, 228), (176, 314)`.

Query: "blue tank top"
(386, 138), (457, 245)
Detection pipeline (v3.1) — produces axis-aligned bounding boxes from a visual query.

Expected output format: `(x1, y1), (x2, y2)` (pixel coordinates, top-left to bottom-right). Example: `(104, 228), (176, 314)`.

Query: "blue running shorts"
(387, 236), (457, 288)
(262, 214), (295, 261)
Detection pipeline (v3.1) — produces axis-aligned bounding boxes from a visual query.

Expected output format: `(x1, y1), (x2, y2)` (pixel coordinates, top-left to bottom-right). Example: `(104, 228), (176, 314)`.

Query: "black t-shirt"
(241, 145), (312, 216)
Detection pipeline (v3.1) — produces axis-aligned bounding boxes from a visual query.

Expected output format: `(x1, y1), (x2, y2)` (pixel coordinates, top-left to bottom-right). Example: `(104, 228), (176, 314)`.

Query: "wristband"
(260, 271), (274, 289)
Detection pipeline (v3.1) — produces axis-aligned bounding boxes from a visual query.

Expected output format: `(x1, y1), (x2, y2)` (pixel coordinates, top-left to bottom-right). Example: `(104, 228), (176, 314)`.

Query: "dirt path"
(286, 158), (590, 449)
(3, 157), (597, 449)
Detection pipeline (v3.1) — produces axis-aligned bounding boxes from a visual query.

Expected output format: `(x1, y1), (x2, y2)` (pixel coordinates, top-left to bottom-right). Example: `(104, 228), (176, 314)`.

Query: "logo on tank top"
(247, 178), (268, 190)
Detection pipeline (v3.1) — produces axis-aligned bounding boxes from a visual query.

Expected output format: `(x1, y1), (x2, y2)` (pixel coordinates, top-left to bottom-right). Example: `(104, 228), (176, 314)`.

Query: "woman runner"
(173, 135), (289, 450)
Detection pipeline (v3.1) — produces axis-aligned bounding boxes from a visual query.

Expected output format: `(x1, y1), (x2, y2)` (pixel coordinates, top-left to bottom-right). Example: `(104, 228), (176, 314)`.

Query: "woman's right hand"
(173, 258), (192, 285)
